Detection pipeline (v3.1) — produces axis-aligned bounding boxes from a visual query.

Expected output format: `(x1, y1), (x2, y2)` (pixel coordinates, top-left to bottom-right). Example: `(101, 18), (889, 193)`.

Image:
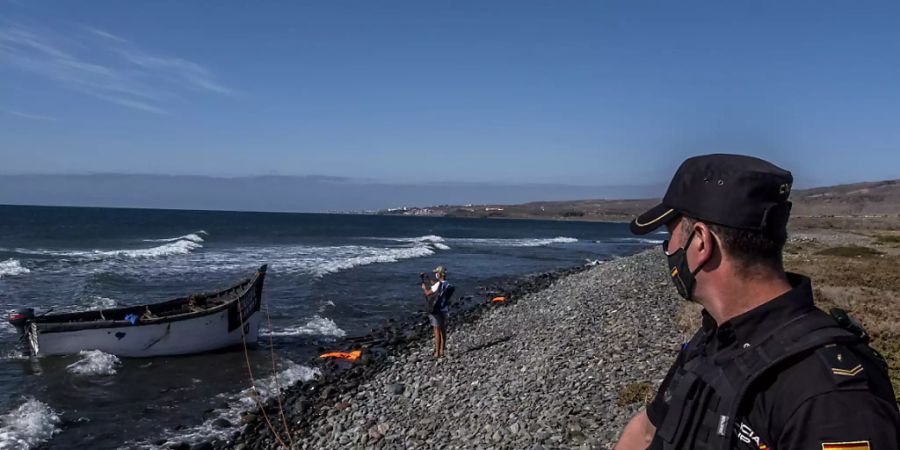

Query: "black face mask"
(662, 231), (710, 301)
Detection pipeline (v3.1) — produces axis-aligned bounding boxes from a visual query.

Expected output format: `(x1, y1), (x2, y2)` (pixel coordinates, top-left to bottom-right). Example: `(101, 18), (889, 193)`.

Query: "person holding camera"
(421, 265), (451, 359)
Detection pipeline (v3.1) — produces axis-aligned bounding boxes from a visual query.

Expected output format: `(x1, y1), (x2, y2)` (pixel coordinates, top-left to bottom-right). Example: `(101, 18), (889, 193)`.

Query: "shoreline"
(154, 225), (900, 450)
(173, 248), (680, 450)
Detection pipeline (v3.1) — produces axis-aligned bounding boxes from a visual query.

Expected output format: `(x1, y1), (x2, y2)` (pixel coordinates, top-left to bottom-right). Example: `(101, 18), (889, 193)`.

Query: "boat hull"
(35, 309), (261, 357)
(15, 265), (268, 358)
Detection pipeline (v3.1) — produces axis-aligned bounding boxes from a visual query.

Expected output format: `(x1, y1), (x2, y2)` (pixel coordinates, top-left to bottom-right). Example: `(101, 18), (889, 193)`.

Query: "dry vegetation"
(616, 381), (655, 407)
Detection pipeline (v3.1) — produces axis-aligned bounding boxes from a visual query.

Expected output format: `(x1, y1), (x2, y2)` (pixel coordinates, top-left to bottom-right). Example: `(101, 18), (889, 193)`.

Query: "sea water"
(0, 205), (662, 449)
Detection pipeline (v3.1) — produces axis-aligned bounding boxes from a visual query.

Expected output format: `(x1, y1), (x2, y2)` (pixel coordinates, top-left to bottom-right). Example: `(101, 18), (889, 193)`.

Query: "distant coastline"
(376, 178), (900, 229)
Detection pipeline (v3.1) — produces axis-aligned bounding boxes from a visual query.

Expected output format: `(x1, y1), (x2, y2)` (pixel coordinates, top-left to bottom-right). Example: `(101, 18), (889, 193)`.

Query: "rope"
(236, 276), (289, 449)
(262, 281), (295, 447)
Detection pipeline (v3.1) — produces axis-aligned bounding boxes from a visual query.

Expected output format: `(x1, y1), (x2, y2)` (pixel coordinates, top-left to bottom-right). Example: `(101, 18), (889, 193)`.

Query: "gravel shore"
(233, 249), (682, 450)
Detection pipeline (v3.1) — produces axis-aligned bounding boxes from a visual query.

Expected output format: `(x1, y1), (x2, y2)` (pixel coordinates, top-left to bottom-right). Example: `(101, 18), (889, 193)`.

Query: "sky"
(1, 1), (899, 190)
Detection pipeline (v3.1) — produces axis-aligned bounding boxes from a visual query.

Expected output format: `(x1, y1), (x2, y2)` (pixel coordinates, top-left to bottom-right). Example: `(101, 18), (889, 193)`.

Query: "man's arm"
(421, 276), (436, 295)
(613, 409), (656, 450)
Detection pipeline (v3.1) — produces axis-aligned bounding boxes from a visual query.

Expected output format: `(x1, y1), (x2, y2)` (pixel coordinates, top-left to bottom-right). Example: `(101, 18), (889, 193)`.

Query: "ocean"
(0, 205), (663, 449)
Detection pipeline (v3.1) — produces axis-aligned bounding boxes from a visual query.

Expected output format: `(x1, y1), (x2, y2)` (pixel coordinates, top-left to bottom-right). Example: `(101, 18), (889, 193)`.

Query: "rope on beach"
(236, 283), (289, 449)
(262, 282), (295, 447)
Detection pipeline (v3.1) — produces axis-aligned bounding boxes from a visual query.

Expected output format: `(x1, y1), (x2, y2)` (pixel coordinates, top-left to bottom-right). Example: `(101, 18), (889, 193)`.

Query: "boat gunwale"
(31, 266), (267, 334)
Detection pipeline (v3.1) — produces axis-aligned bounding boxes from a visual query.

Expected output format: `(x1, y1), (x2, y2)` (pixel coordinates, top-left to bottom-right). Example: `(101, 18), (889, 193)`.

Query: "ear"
(690, 221), (716, 269)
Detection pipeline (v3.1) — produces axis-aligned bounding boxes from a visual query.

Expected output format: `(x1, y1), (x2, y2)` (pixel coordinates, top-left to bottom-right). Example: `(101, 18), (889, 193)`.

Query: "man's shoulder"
(750, 341), (895, 418)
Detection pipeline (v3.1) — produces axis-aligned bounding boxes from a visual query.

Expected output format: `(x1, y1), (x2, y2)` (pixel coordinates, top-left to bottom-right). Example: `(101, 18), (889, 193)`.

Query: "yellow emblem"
(832, 364), (864, 377)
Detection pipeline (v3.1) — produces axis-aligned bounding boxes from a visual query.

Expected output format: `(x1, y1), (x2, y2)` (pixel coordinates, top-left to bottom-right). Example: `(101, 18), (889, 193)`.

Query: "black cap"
(630, 154), (793, 235)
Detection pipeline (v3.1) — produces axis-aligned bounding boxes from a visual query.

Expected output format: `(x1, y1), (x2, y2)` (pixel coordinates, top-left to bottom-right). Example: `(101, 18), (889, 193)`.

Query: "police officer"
(614, 154), (899, 450)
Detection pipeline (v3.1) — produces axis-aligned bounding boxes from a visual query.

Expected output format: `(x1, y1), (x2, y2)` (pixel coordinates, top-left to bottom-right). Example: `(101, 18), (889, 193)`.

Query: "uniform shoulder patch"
(821, 441), (870, 450)
(815, 345), (866, 382)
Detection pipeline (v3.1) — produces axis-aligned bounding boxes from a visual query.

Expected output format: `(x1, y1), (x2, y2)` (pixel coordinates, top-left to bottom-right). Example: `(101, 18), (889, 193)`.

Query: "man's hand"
(613, 409), (655, 450)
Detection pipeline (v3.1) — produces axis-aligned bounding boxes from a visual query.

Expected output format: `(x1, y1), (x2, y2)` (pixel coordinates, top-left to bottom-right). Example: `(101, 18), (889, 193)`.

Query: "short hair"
(680, 216), (786, 276)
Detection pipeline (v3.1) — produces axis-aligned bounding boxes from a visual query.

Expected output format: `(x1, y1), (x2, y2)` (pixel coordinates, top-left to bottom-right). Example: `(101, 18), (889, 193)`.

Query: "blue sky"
(2, 1), (899, 188)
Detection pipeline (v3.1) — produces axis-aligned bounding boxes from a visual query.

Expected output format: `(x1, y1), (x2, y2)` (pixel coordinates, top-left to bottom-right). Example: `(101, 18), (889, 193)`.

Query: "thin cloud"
(85, 26), (234, 96)
(2, 109), (57, 121)
(0, 23), (232, 113)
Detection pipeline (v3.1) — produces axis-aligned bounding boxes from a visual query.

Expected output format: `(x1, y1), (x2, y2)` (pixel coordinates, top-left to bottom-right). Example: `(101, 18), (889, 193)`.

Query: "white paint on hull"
(35, 308), (261, 357)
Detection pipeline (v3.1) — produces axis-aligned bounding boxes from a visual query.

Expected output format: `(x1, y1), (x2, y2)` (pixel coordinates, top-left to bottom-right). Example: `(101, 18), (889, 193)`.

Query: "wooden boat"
(7, 265), (268, 357)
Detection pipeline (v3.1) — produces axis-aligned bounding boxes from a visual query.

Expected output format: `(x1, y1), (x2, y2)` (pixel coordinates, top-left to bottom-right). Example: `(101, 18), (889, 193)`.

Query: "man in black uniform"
(614, 154), (899, 450)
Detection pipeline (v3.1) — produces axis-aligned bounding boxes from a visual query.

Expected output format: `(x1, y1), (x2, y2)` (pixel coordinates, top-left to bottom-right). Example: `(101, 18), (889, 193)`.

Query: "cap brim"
(630, 204), (677, 235)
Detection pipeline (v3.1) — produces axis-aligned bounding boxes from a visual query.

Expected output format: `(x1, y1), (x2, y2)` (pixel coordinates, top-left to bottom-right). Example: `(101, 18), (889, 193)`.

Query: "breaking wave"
(8, 240), (202, 260)
(264, 315), (346, 338)
(372, 235), (451, 250)
(66, 350), (121, 376)
(143, 231), (207, 243)
(0, 259), (29, 278)
(74, 240), (202, 259)
(608, 237), (664, 244)
(311, 245), (436, 277)
(449, 236), (578, 247)
(138, 361), (319, 449)
(0, 398), (61, 449)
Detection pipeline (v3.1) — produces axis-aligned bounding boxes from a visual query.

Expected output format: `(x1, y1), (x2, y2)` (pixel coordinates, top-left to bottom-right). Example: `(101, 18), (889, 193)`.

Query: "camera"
(419, 272), (426, 282)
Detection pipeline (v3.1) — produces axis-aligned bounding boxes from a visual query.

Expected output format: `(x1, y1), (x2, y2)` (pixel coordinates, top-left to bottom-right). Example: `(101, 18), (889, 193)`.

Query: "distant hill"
(790, 179), (900, 216)
(385, 179), (900, 228)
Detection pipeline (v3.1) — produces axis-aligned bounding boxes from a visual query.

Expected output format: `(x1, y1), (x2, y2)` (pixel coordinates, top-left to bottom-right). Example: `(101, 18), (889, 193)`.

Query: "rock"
(335, 402), (351, 411)
(240, 414), (257, 425)
(212, 418), (232, 428)
(167, 443), (189, 450)
(189, 442), (213, 450)
(390, 383), (405, 395)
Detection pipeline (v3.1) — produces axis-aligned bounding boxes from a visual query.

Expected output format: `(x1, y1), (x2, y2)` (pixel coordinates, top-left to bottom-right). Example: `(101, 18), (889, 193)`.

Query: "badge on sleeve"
(821, 441), (871, 450)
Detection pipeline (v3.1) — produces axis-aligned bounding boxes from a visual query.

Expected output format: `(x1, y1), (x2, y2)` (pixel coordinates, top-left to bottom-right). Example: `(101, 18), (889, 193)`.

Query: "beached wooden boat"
(7, 265), (268, 357)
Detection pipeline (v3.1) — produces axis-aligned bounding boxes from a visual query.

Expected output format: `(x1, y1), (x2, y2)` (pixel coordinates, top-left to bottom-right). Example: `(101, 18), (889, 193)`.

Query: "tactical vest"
(655, 309), (867, 450)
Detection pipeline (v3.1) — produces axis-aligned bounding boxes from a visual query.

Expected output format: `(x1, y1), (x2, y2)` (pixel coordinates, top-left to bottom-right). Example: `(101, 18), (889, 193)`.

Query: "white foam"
(264, 315), (346, 338)
(311, 245), (436, 277)
(409, 235), (445, 243)
(0, 398), (60, 450)
(0, 350), (28, 361)
(66, 350), (121, 376)
(4, 239), (202, 261)
(0, 259), (29, 278)
(609, 237), (664, 244)
(83, 296), (117, 310)
(139, 360), (319, 449)
(143, 230), (208, 243)
(0, 322), (17, 336)
(83, 240), (202, 259)
(450, 236), (578, 247)
(372, 235), (451, 250)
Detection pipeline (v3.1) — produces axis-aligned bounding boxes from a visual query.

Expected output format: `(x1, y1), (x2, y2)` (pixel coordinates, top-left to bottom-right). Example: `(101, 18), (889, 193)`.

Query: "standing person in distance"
(421, 265), (452, 359)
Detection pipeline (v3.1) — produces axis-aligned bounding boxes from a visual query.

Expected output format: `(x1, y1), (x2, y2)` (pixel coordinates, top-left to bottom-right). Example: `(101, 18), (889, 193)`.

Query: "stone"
(240, 414), (257, 425)
(390, 383), (405, 395)
(212, 418), (232, 428)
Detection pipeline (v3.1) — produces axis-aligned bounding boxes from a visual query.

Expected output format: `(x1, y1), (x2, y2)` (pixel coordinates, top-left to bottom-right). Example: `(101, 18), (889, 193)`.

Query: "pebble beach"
(223, 249), (683, 450)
